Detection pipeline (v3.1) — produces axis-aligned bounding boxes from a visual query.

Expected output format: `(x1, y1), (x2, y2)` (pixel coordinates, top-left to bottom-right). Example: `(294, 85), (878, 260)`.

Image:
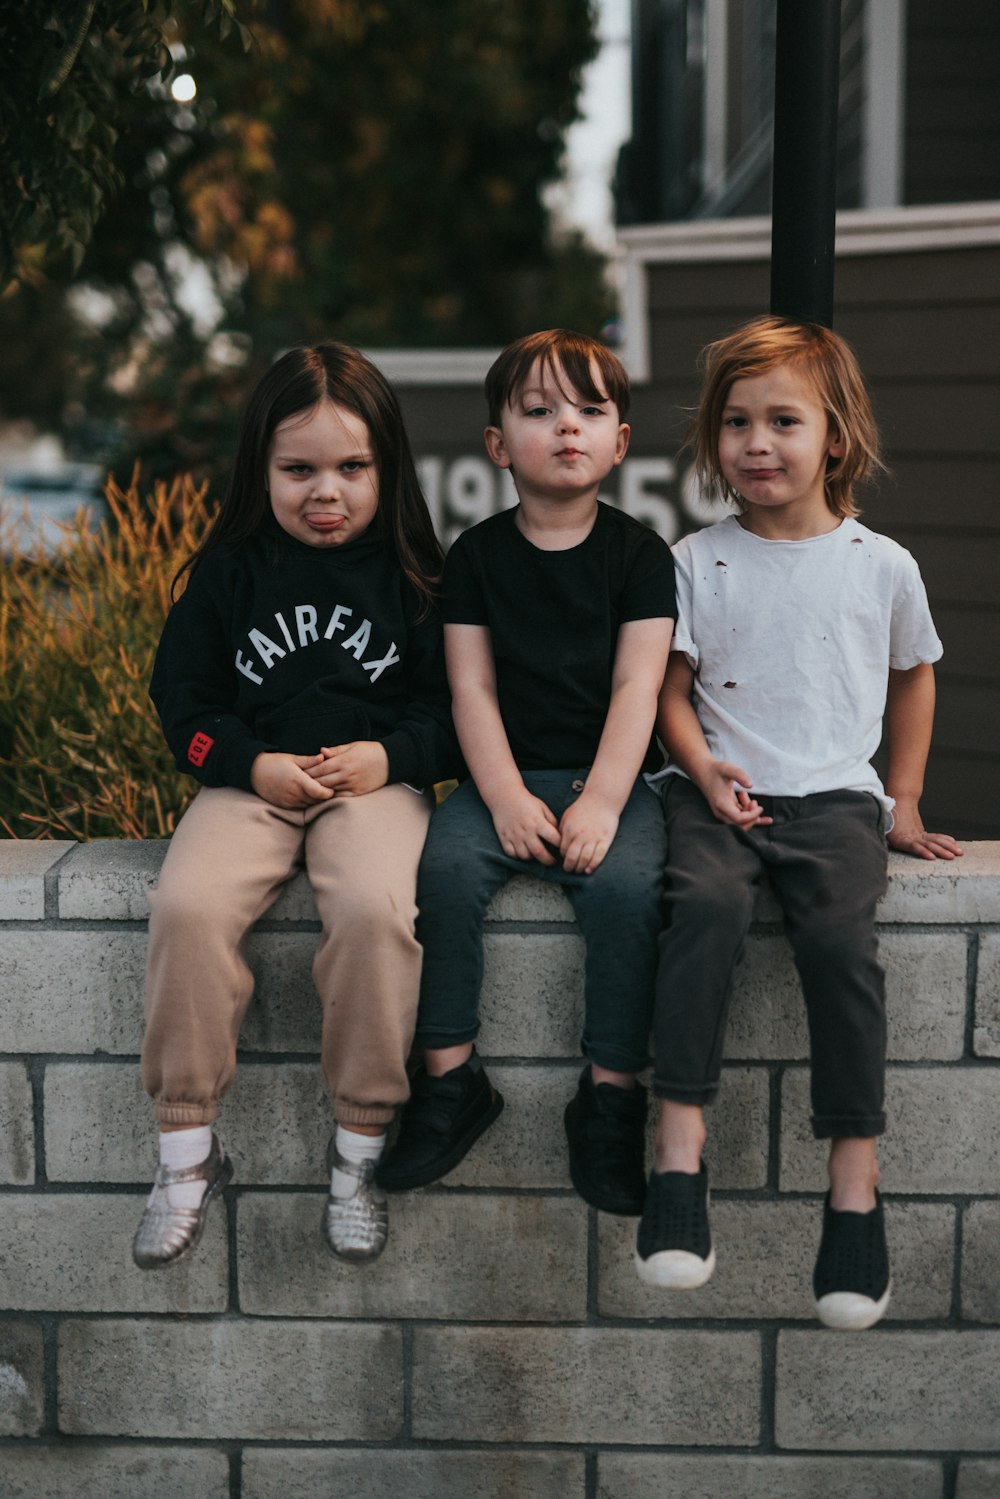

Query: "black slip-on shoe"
(634, 1161), (716, 1288)
(813, 1190), (891, 1330)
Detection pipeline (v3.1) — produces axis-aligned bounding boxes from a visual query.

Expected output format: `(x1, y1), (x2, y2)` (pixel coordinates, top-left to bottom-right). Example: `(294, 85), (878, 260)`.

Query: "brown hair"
(690, 315), (883, 518)
(485, 328), (630, 427)
(174, 343), (443, 610)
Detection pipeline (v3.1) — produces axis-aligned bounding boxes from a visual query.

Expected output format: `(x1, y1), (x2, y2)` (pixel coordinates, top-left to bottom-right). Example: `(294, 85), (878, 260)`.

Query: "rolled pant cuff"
(154, 1100), (219, 1127)
(583, 1044), (651, 1076)
(811, 1112), (886, 1140)
(334, 1102), (396, 1128)
(413, 1025), (480, 1051)
(652, 1079), (720, 1106)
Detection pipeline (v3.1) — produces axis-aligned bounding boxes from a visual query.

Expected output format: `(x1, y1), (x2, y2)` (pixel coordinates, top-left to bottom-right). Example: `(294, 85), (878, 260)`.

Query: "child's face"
(718, 364), (843, 529)
(484, 357), (629, 504)
(267, 399), (379, 548)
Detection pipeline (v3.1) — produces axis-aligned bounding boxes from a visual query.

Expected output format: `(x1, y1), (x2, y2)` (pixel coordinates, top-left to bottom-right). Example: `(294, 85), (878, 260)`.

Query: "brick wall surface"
(0, 839), (998, 1498)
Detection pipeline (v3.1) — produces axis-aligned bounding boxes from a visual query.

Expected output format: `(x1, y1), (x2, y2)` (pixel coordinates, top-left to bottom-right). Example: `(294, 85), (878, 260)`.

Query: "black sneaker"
(374, 1052), (504, 1191)
(634, 1162), (716, 1288)
(813, 1190), (891, 1330)
(563, 1067), (647, 1216)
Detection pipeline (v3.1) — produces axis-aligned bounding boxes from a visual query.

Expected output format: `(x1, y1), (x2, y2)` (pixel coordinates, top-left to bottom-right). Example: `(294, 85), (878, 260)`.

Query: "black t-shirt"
(443, 502), (676, 772)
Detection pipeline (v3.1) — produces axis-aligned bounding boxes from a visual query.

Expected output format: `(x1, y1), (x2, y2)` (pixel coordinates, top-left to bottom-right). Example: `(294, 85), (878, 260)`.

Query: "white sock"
(331, 1125), (386, 1199)
(154, 1125), (214, 1210)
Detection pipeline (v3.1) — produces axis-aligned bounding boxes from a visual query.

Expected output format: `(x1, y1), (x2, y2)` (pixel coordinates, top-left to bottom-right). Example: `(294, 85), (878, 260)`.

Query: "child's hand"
(251, 752), (333, 809)
(696, 760), (772, 828)
(559, 790), (620, 875)
(887, 797), (964, 861)
(308, 741), (390, 796)
(490, 788), (561, 865)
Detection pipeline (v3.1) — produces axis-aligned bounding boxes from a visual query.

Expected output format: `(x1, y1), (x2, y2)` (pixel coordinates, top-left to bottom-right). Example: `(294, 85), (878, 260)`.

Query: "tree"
(0, 2), (612, 483)
(0, 2), (248, 283)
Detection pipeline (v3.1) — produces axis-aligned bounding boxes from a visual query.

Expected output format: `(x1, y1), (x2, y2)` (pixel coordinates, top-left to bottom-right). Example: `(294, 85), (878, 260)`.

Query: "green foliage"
(0, 474), (212, 839)
(0, 1), (249, 283)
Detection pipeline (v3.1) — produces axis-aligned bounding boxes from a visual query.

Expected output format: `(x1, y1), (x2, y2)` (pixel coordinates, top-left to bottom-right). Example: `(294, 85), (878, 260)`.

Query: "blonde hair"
(690, 315), (883, 518)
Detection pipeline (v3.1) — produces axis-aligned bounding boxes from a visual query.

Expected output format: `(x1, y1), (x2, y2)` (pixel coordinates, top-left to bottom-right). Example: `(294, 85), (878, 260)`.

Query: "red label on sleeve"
(187, 732), (215, 767)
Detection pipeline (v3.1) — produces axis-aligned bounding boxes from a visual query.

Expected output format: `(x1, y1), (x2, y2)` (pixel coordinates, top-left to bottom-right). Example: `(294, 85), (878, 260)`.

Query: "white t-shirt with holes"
(658, 515), (942, 812)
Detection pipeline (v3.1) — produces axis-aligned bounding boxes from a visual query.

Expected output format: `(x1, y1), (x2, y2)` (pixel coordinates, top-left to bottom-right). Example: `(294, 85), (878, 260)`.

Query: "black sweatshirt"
(150, 526), (459, 792)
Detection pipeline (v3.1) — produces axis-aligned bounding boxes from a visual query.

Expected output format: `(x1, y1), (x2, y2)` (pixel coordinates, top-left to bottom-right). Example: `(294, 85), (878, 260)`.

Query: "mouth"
(305, 514), (346, 531)
(740, 468), (781, 481)
(555, 448), (584, 459)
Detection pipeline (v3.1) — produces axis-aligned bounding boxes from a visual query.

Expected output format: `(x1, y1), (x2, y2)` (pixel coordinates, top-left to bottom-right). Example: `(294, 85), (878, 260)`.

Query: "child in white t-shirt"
(636, 315), (962, 1329)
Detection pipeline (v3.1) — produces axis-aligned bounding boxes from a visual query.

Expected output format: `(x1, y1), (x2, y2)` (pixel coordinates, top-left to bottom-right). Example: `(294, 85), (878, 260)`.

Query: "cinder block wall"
(1, 840), (999, 1499)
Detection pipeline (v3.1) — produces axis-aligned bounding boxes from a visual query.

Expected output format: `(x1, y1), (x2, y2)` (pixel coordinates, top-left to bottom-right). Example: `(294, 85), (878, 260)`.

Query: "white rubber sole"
(634, 1244), (717, 1290)
(815, 1280), (892, 1331)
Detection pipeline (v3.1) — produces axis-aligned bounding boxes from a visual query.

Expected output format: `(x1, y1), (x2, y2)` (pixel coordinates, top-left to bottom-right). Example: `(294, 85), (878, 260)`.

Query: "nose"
(312, 470), (340, 500)
(746, 423), (772, 453)
(556, 406), (581, 433)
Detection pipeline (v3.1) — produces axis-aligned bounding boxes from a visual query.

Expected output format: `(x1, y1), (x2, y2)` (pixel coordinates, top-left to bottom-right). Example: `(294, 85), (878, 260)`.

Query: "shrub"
(0, 475), (213, 839)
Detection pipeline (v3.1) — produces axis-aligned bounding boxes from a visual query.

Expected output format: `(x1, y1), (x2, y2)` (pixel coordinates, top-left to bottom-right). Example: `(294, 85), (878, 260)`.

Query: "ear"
(483, 425), (511, 469)
(613, 422), (631, 466)
(827, 423), (845, 459)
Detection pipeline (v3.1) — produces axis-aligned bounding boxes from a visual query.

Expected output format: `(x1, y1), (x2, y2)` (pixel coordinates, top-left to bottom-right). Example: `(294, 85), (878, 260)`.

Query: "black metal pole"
(770, 0), (842, 328)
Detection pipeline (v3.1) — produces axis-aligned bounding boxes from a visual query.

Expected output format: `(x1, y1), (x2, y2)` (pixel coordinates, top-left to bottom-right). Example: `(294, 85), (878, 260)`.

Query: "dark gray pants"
(654, 777), (889, 1139)
(415, 772), (667, 1075)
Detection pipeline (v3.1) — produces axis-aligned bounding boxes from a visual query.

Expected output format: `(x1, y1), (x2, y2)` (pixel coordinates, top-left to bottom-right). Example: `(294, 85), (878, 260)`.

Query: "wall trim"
(618, 201), (1000, 378)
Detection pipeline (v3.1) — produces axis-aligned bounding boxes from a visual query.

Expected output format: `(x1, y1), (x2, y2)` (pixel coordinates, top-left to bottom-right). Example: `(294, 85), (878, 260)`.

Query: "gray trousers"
(653, 777), (889, 1139)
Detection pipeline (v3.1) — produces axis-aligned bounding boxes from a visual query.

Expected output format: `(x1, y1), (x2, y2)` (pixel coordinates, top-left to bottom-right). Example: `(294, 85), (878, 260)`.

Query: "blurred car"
(0, 465), (108, 558)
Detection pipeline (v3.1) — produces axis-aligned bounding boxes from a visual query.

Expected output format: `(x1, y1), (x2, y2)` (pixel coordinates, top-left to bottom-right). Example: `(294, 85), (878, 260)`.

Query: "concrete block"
(598, 1200), (953, 1322)
(412, 1327), (760, 1444)
(699, 1065), (771, 1189)
(957, 1461), (1000, 1498)
(479, 933), (585, 1056)
(0, 1194), (227, 1311)
(445, 1062), (577, 1188)
(780, 1067), (1000, 1193)
(238, 1191), (587, 1320)
(0, 840), (72, 918)
(726, 931), (967, 1062)
(58, 1319), (402, 1439)
(0, 1321), (44, 1436)
(0, 931), (146, 1053)
(973, 932), (1000, 1056)
(961, 1202), (1000, 1323)
(878, 844), (1000, 924)
(241, 932), (326, 1051)
(596, 1454), (944, 1499)
(0, 1445), (230, 1498)
(444, 1061), (768, 1191)
(484, 874), (576, 923)
(56, 839), (165, 920)
(243, 1449), (585, 1499)
(44, 1061), (335, 1185)
(0, 1061), (34, 1184)
(776, 1330), (1000, 1449)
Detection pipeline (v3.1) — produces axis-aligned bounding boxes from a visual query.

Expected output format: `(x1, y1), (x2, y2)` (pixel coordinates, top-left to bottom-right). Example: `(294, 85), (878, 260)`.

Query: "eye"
(774, 416), (798, 428)
(279, 463), (312, 475)
(341, 460), (368, 473)
(723, 415), (747, 428)
(580, 405), (606, 417)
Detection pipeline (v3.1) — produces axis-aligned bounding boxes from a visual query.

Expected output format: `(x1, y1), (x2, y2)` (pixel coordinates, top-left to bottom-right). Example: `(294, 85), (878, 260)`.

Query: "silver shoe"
(132, 1132), (233, 1270)
(322, 1138), (389, 1263)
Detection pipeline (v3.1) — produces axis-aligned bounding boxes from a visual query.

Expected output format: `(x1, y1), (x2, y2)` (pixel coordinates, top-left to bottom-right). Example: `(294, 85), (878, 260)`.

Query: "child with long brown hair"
(133, 343), (457, 1269)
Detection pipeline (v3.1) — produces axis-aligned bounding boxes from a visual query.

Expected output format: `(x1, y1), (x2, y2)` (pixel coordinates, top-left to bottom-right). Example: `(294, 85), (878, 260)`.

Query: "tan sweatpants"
(142, 784), (432, 1128)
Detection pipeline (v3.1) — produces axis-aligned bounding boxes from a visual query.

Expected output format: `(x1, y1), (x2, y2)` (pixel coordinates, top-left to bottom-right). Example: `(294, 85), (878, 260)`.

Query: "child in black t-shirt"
(377, 329), (677, 1214)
